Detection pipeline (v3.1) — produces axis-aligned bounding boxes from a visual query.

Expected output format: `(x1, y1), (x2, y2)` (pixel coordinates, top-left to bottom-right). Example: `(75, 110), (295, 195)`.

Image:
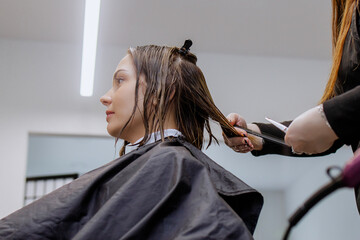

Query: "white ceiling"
(0, 0), (332, 59)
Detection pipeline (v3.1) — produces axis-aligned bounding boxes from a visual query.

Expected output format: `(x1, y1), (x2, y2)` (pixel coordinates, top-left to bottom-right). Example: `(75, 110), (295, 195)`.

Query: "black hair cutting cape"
(0, 137), (263, 240)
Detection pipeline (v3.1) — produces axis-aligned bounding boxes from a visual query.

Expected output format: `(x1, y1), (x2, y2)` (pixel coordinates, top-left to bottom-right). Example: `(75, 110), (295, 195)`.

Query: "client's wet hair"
(118, 40), (241, 155)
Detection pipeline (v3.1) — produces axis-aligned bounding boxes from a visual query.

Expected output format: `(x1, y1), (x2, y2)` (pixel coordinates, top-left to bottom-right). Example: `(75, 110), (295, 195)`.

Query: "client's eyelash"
(114, 77), (124, 84)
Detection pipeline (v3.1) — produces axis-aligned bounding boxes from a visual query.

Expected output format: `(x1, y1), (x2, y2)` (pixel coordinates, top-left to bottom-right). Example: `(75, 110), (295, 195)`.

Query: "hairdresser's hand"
(285, 105), (338, 155)
(223, 113), (262, 153)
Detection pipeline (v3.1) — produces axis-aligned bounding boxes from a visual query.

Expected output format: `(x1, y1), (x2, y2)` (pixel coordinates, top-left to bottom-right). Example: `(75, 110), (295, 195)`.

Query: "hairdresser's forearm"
(324, 85), (360, 145)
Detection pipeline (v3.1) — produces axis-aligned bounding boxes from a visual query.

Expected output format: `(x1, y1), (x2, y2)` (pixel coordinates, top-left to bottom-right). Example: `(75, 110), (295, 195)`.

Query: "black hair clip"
(179, 39), (193, 55)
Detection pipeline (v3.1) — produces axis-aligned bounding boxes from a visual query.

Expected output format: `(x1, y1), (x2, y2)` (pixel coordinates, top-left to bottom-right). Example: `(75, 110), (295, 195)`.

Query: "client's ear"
(151, 89), (175, 108)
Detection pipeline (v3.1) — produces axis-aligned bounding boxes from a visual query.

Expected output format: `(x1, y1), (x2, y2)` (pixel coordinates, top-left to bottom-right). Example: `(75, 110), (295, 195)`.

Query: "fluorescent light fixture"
(80, 0), (101, 97)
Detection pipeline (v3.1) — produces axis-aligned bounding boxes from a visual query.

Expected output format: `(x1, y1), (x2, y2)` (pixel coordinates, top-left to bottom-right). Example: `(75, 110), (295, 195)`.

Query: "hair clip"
(179, 39), (193, 55)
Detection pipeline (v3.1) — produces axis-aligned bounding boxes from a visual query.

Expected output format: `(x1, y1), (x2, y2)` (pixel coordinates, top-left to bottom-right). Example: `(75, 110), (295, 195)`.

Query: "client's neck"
(162, 108), (178, 131)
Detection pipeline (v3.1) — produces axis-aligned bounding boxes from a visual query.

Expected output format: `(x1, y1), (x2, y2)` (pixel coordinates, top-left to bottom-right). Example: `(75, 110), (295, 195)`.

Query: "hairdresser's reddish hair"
(321, 0), (359, 102)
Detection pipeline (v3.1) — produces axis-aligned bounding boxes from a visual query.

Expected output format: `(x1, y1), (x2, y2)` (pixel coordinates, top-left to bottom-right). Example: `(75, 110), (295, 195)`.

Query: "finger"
(224, 128), (253, 148)
(226, 113), (236, 126)
(233, 144), (253, 153)
(227, 113), (246, 127)
(229, 136), (254, 150)
(234, 126), (248, 138)
(225, 136), (246, 147)
(233, 145), (245, 153)
(226, 113), (238, 125)
(241, 144), (254, 152)
(234, 148), (250, 153)
(291, 146), (303, 155)
(244, 138), (254, 149)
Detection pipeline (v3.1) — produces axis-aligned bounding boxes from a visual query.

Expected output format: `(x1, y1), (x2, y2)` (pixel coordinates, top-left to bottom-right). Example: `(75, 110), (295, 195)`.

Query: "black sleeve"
(251, 121), (344, 157)
(323, 85), (360, 145)
(251, 121), (292, 156)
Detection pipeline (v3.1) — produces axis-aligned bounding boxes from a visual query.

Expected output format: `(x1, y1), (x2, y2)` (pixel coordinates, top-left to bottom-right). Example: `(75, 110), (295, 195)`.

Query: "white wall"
(1, 38), (359, 239)
(253, 190), (287, 240)
(0, 39), (109, 217)
(197, 53), (331, 123)
(26, 134), (119, 177)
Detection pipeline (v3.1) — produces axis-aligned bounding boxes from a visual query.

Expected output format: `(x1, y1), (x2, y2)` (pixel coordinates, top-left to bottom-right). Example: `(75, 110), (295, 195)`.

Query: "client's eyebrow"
(113, 69), (127, 79)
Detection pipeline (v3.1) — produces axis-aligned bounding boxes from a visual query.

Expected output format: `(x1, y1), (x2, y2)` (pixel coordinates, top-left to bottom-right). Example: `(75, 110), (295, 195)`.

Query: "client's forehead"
(114, 54), (133, 72)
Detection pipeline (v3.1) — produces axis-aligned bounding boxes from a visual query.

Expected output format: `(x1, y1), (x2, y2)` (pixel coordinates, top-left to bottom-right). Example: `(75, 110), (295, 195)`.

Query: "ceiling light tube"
(80, 0), (101, 97)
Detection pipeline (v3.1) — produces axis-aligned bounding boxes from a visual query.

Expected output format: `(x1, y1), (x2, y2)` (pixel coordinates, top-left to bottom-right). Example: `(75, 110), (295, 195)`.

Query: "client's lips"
(106, 110), (115, 121)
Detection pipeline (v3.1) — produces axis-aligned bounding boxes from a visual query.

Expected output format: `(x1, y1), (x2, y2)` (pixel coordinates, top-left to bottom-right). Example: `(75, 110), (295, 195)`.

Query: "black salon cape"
(0, 138), (263, 240)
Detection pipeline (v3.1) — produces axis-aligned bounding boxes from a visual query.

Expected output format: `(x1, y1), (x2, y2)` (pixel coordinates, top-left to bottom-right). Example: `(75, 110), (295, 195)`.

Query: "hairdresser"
(223, 0), (360, 211)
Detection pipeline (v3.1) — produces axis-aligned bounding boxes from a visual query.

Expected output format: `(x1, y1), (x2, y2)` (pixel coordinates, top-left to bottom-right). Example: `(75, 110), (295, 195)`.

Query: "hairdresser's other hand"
(223, 113), (256, 153)
(285, 105), (338, 155)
